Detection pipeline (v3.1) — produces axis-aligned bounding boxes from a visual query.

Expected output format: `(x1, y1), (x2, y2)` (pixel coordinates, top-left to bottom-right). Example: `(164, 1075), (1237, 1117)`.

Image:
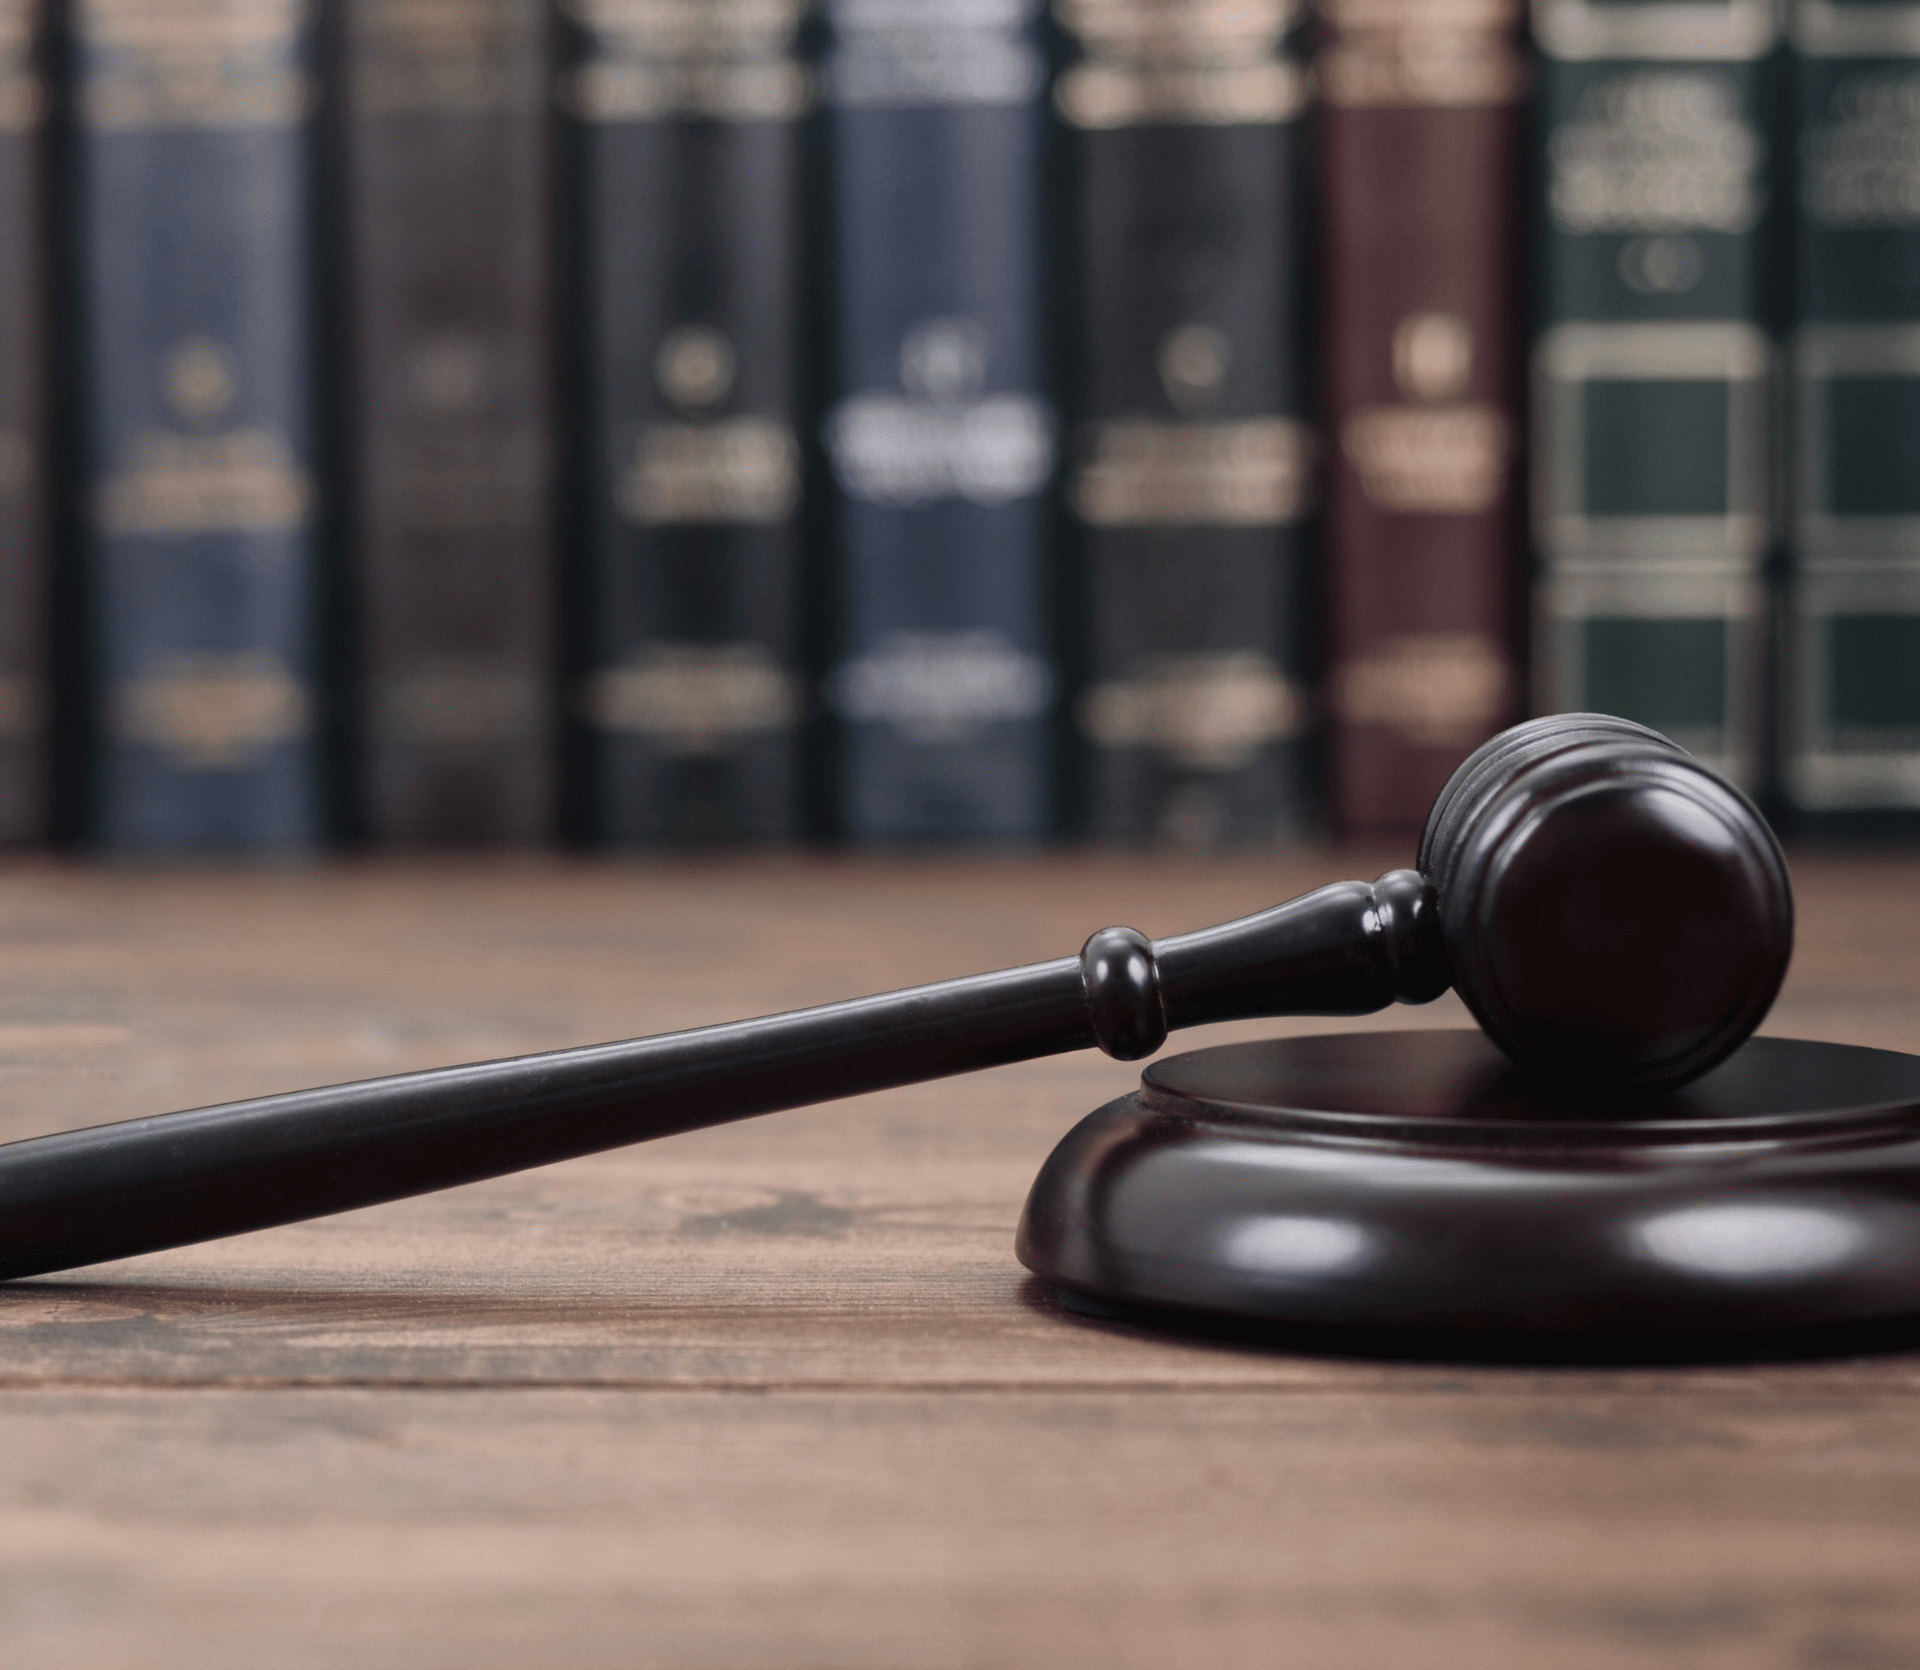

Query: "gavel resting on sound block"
(10, 711), (1920, 1344)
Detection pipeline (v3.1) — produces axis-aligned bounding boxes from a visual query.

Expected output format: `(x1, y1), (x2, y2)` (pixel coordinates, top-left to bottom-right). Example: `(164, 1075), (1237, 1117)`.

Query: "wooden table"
(1, 850), (1917, 1669)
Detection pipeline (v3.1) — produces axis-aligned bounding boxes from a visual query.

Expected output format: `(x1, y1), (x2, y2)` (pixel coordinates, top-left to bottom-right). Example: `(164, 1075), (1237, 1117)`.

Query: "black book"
(563, 0), (810, 844)
(1058, 0), (1314, 845)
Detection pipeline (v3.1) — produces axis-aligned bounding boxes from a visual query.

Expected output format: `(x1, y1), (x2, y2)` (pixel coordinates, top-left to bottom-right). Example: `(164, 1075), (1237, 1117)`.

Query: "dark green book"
(1783, 0), (1920, 814)
(1531, 0), (1779, 787)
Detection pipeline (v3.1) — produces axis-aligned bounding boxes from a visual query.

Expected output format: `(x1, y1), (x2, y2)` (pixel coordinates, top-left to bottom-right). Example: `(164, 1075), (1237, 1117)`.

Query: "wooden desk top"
(2, 851), (1918, 1669)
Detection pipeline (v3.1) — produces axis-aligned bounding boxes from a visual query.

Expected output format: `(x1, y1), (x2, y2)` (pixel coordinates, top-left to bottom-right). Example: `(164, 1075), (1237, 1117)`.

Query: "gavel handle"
(0, 872), (1446, 1280)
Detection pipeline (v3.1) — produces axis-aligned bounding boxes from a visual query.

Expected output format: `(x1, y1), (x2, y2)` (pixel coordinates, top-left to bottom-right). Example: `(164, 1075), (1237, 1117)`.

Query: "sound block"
(1017, 1031), (1920, 1341)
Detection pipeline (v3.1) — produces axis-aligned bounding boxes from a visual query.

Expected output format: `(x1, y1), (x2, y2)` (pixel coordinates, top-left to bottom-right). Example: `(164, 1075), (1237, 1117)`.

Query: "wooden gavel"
(0, 714), (1791, 1281)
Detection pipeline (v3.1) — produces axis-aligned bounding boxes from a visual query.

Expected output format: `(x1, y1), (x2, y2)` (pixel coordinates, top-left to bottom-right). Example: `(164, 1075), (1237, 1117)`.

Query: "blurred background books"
(0, 0), (1911, 854)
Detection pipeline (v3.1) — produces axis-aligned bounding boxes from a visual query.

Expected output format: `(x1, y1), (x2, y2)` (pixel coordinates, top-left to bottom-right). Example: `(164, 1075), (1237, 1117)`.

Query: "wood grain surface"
(0, 851), (1917, 1668)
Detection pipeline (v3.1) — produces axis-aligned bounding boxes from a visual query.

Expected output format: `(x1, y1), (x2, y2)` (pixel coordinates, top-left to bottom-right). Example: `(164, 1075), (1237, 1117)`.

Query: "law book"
(1317, 0), (1527, 835)
(75, 0), (320, 851)
(0, 0), (47, 841)
(821, 0), (1058, 842)
(339, 0), (555, 844)
(1056, 0), (1314, 847)
(1531, 0), (1779, 790)
(1782, 0), (1920, 818)
(562, 0), (809, 845)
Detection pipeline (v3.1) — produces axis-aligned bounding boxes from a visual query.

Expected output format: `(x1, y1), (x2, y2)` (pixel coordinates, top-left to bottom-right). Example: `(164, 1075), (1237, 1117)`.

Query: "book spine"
(565, 1), (809, 844)
(1318, 0), (1528, 834)
(1783, 0), (1920, 816)
(822, 0), (1057, 842)
(342, 0), (555, 843)
(1057, 0), (1315, 846)
(0, 0), (46, 841)
(75, 0), (320, 851)
(1532, 0), (1780, 790)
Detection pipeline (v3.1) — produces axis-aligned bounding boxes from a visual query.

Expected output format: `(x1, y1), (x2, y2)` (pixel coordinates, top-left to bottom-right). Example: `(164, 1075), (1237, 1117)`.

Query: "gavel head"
(1418, 713), (1793, 1092)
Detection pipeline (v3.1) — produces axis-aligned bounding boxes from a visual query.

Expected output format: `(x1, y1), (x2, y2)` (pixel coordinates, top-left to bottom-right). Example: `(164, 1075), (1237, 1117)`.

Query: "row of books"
(0, 0), (1915, 853)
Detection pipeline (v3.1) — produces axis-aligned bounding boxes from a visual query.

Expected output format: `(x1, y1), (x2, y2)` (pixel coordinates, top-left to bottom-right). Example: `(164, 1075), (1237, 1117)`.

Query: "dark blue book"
(0, 0), (47, 841)
(822, 0), (1057, 842)
(564, 0), (810, 844)
(75, 0), (320, 850)
(1783, 0), (1920, 818)
(1530, 0), (1780, 791)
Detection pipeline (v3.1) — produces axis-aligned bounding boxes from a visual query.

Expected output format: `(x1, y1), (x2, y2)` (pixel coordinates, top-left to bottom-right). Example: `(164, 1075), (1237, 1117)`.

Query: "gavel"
(0, 713), (1791, 1282)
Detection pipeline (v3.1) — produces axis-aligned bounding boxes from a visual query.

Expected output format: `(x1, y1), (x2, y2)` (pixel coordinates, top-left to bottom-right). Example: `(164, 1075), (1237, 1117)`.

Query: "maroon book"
(0, 0), (46, 841)
(1316, 0), (1526, 835)
(341, 0), (555, 843)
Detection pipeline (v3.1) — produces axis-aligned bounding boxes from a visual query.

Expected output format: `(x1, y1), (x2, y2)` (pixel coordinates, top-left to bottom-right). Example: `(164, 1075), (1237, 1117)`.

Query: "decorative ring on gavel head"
(1416, 712), (1793, 1091)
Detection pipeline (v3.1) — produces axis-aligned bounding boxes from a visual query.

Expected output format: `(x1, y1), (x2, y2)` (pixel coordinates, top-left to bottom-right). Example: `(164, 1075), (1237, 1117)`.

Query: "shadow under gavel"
(0, 714), (1791, 1281)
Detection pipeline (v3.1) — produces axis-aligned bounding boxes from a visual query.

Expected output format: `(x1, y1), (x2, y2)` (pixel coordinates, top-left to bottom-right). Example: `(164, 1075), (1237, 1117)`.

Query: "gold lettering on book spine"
(0, 429), (32, 499)
(97, 430), (314, 536)
(1080, 650), (1304, 771)
(0, 0), (44, 131)
(78, 0), (310, 131)
(378, 662), (542, 750)
(1072, 418), (1313, 527)
(112, 652), (310, 767)
(559, 0), (811, 119)
(1334, 632), (1508, 745)
(388, 426), (548, 535)
(1316, 0), (1522, 109)
(1054, 0), (1306, 127)
(563, 0), (804, 59)
(0, 676), (39, 738)
(617, 420), (801, 525)
(585, 643), (800, 754)
(354, 0), (545, 116)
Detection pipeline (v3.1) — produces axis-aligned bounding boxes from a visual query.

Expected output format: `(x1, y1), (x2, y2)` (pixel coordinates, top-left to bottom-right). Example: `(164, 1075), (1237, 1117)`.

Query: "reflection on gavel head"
(1415, 712), (1793, 1091)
